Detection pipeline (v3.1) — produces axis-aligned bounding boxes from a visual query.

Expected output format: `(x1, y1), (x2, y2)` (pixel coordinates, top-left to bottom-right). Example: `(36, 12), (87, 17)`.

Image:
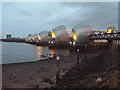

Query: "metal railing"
(89, 32), (120, 40)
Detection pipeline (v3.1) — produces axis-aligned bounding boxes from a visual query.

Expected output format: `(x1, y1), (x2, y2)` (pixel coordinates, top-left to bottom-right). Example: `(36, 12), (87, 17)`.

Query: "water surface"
(2, 42), (69, 64)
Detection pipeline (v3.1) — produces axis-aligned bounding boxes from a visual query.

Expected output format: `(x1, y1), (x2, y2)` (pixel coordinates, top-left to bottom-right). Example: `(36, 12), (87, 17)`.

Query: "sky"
(1, 2), (118, 38)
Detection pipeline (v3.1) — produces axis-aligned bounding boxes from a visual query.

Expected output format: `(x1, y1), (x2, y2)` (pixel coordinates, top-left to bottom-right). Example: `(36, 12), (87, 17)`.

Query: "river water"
(1, 42), (69, 64)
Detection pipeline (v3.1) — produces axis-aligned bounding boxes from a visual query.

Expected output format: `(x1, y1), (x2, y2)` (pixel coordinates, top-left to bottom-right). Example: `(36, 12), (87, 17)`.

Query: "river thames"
(1, 42), (69, 64)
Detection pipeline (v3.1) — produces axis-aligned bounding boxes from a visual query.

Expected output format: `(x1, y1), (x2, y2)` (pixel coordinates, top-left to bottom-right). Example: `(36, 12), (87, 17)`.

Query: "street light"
(77, 49), (80, 66)
(69, 41), (72, 44)
(51, 41), (54, 44)
(48, 41), (50, 44)
(56, 54), (60, 84)
(85, 45), (87, 59)
(73, 42), (76, 46)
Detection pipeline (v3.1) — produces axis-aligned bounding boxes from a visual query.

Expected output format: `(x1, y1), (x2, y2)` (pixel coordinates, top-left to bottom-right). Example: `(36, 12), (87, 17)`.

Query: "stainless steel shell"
(51, 25), (70, 42)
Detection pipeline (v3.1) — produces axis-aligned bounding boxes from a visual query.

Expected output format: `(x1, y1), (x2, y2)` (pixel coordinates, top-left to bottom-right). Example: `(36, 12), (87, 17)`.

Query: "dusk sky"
(1, 2), (118, 38)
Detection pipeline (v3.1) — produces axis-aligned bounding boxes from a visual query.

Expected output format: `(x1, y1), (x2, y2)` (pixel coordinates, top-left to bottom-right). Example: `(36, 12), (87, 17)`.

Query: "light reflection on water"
(36, 46), (42, 56)
(2, 42), (69, 64)
(36, 46), (69, 60)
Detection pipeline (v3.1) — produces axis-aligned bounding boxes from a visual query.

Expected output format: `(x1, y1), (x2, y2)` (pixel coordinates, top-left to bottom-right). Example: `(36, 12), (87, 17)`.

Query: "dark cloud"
(3, 2), (118, 37)
(48, 2), (118, 30)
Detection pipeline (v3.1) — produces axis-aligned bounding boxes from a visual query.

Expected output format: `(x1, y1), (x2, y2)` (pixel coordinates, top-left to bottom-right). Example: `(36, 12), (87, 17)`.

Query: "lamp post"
(77, 49), (80, 66)
(85, 45), (87, 59)
(56, 54), (60, 84)
(95, 44), (96, 50)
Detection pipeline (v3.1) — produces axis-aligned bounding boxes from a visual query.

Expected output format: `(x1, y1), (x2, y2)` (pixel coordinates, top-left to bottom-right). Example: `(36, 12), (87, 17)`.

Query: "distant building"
(6, 34), (11, 39)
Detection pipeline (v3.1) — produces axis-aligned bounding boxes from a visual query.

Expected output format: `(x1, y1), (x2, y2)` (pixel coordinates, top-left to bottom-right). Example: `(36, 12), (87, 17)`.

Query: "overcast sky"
(1, 2), (118, 38)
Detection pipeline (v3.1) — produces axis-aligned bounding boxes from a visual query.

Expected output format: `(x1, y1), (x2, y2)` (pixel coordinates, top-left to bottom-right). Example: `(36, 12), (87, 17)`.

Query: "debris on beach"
(96, 77), (102, 82)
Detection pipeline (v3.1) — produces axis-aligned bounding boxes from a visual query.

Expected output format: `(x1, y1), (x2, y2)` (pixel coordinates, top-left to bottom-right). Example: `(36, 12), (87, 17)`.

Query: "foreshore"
(55, 45), (120, 88)
(2, 49), (106, 88)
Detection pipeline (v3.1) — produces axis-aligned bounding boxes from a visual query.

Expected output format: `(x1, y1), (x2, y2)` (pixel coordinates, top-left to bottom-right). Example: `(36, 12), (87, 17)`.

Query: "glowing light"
(37, 35), (41, 40)
(28, 38), (30, 41)
(73, 42), (76, 46)
(77, 49), (79, 52)
(69, 42), (72, 44)
(49, 41), (50, 43)
(72, 33), (77, 40)
(51, 31), (56, 39)
(26, 38), (28, 41)
(107, 25), (113, 33)
(107, 29), (113, 33)
(32, 37), (35, 40)
(51, 41), (54, 44)
(93, 30), (106, 34)
(72, 29), (77, 40)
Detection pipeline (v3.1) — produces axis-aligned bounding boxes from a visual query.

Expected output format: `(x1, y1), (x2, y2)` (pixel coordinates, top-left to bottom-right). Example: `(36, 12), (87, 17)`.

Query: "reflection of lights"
(37, 52), (41, 56)
(49, 41), (51, 43)
(36, 46), (42, 56)
(49, 49), (56, 56)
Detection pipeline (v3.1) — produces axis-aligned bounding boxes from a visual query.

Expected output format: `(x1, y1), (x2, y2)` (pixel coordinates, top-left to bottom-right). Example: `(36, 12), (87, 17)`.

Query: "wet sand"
(56, 45), (120, 88)
(2, 50), (106, 88)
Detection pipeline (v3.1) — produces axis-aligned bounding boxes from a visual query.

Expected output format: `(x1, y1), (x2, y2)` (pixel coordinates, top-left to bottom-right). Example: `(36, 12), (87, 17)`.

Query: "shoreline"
(2, 58), (51, 65)
(2, 50), (107, 88)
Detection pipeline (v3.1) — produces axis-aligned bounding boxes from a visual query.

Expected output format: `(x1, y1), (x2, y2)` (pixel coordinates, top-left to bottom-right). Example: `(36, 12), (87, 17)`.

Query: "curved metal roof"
(73, 24), (91, 35)
(38, 31), (49, 41)
(51, 25), (70, 42)
(26, 31), (50, 41)
(72, 24), (92, 43)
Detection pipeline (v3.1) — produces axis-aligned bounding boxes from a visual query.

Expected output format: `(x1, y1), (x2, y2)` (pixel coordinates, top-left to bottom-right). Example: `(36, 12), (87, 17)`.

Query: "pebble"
(96, 77), (102, 82)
